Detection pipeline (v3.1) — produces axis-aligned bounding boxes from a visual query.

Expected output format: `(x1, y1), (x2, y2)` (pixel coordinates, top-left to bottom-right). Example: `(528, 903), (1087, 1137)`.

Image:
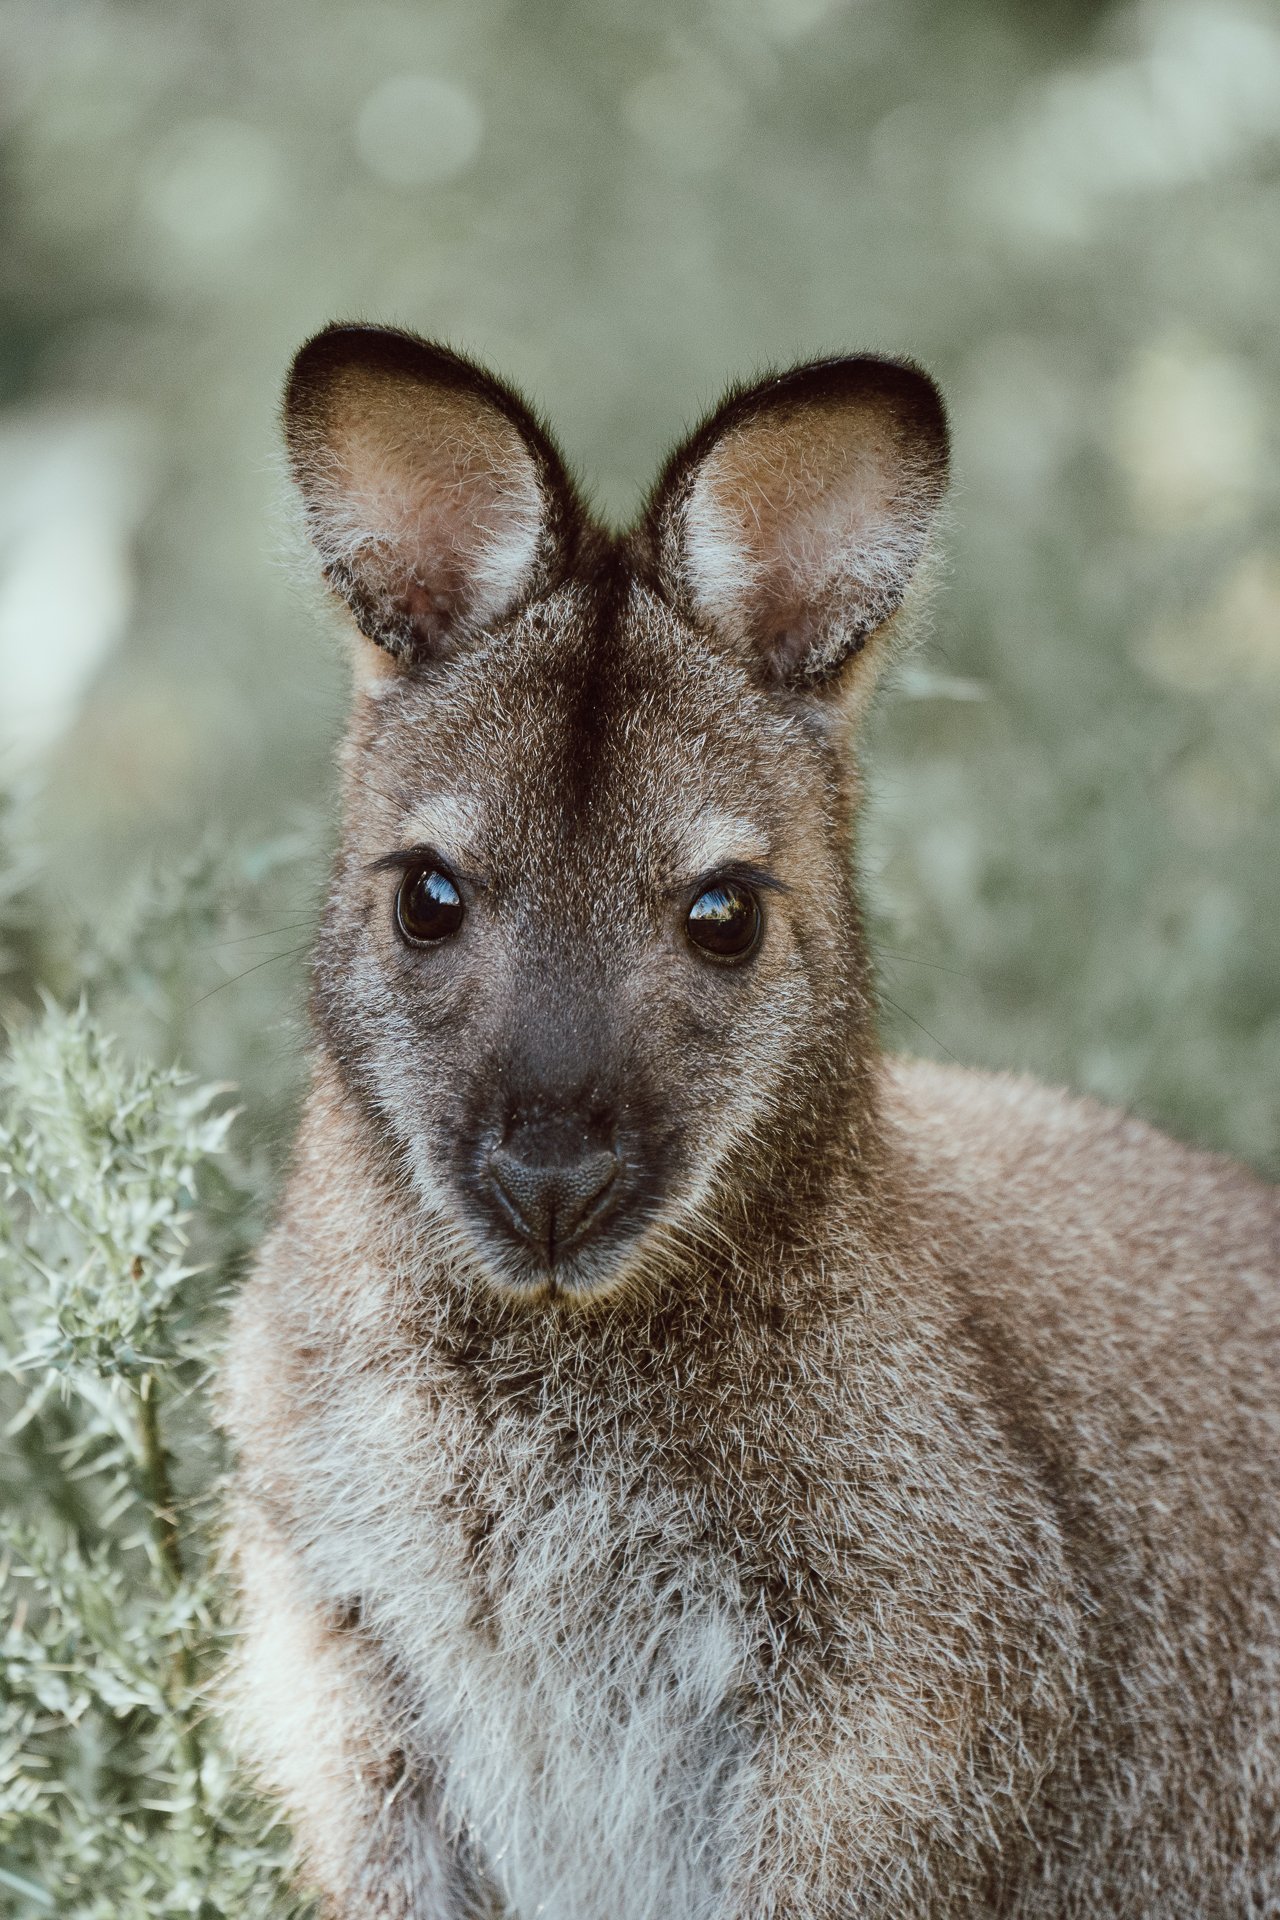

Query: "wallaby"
(225, 322), (1280, 1920)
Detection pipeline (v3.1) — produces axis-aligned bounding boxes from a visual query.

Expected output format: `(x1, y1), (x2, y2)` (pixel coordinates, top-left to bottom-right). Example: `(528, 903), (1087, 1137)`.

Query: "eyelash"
(687, 862), (788, 903)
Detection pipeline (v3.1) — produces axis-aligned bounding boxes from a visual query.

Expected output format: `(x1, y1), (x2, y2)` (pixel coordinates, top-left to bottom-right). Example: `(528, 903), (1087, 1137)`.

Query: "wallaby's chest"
(432, 1479), (753, 1920)
(315, 1366), (766, 1920)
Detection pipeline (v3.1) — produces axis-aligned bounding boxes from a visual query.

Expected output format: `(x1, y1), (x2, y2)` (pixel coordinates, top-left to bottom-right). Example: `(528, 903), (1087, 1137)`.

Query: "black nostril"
(486, 1146), (621, 1262)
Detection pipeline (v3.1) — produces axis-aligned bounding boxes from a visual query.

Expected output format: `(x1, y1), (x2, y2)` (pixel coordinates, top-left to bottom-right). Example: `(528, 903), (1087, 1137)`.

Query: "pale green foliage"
(0, 1003), (310, 1918)
(0, 1006), (233, 1378)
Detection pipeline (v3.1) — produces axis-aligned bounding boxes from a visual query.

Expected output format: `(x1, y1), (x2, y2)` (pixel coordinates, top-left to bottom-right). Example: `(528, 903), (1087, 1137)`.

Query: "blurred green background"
(2, 0), (1278, 1171)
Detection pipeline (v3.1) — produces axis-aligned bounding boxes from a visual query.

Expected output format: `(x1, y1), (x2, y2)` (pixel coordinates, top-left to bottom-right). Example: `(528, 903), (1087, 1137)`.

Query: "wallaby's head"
(287, 325), (948, 1302)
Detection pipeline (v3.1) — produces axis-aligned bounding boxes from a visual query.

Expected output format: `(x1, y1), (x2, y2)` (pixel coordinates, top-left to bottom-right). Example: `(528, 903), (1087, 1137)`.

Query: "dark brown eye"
(686, 881), (762, 962)
(395, 865), (465, 945)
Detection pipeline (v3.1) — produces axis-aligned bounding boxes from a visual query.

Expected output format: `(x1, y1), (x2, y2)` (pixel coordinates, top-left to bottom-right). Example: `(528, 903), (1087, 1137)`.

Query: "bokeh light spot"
(142, 118), (287, 254)
(354, 74), (484, 187)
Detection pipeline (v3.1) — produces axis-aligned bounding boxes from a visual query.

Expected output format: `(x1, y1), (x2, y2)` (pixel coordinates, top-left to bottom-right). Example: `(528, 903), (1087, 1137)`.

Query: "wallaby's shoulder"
(884, 1052), (1277, 1235)
(881, 1051), (1279, 1353)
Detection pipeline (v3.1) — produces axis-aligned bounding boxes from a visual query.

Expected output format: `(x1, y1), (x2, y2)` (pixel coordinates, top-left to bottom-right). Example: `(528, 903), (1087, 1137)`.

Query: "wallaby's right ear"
(284, 324), (580, 666)
(641, 355), (949, 695)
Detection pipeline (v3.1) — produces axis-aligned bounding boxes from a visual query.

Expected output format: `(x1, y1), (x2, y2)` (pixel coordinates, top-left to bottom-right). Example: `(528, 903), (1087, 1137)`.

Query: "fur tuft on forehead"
(644, 357), (949, 690)
(284, 325), (580, 665)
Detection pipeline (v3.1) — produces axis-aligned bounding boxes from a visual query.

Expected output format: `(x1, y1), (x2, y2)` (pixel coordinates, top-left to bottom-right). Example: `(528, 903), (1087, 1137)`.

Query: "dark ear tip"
(868, 355), (949, 469)
(284, 324), (476, 431)
(281, 324), (577, 507)
(767, 354), (949, 475)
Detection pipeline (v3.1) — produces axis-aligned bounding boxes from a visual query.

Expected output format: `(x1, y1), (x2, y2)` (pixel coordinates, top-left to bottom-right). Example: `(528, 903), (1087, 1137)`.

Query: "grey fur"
(224, 325), (1280, 1919)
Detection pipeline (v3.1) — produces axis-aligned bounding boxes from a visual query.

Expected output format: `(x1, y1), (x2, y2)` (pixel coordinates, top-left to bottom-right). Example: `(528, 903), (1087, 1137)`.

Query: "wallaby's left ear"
(643, 357), (949, 690)
(284, 323), (581, 668)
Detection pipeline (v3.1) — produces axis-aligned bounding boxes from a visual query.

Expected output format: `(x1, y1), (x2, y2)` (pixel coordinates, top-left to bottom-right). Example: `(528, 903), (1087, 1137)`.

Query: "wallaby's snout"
(485, 1123), (622, 1266)
(438, 935), (685, 1291)
(461, 972), (645, 1273)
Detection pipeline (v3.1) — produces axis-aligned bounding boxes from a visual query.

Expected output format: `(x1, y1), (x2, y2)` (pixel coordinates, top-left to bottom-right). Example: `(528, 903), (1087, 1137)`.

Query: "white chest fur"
(304, 1365), (758, 1920)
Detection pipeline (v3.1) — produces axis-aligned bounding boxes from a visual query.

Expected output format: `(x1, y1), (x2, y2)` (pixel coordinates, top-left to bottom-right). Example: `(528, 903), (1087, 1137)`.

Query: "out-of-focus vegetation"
(0, 801), (316, 1912)
(0, 0), (1277, 1908)
(0, 1003), (310, 1917)
(1, 0), (1277, 1162)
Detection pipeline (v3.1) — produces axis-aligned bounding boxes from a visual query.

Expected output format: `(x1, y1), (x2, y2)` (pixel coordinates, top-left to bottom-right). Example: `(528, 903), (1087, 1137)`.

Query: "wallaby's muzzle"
(486, 1132), (622, 1266)
(450, 1011), (681, 1290)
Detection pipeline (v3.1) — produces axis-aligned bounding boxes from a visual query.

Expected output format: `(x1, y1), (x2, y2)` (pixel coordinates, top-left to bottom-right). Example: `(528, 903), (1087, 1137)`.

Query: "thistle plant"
(0, 1002), (310, 1917)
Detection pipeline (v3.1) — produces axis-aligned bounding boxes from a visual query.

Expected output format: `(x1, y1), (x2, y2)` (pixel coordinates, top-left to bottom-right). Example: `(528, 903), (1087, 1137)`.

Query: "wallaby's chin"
(451, 1167), (744, 1310)
(472, 1235), (656, 1308)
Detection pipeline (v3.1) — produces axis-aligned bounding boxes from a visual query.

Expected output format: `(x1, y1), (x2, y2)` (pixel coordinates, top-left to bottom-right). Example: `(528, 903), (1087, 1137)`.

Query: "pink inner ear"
(400, 580), (454, 622)
(679, 390), (944, 685)
(297, 378), (550, 658)
(393, 574), (466, 648)
(768, 606), (865, 683)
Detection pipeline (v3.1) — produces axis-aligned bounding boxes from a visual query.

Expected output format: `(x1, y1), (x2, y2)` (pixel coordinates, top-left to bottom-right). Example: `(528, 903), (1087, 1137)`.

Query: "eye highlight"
(686, 880), (762, 963)
(395, 864), (465, 945)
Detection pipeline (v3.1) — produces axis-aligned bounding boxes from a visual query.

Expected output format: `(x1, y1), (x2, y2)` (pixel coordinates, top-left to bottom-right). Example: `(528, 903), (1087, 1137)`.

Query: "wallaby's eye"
(396, 865), (465, 945)
(686, 881), (762, 963)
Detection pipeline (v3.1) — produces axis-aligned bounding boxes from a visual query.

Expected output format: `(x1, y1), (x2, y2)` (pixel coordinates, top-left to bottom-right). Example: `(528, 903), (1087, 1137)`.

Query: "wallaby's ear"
(643, 357), (949, 691)
(284, 324), (580, 666)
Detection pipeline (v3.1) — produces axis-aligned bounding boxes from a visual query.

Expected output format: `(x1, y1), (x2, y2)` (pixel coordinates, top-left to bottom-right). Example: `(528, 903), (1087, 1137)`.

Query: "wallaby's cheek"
(607, 912), (825, 1223)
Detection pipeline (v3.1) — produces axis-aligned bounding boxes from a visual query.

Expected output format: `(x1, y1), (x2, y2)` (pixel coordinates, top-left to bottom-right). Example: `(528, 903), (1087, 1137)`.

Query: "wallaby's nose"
(486, 1139), (621, 1264)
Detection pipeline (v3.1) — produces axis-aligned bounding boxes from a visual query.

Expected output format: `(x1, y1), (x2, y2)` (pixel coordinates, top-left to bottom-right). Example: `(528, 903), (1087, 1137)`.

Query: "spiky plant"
(0, 1002), (310, 1917)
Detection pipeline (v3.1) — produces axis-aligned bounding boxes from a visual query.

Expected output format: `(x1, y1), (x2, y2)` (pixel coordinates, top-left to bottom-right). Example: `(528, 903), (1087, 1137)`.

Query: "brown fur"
(225, 325), (1280, 1919)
